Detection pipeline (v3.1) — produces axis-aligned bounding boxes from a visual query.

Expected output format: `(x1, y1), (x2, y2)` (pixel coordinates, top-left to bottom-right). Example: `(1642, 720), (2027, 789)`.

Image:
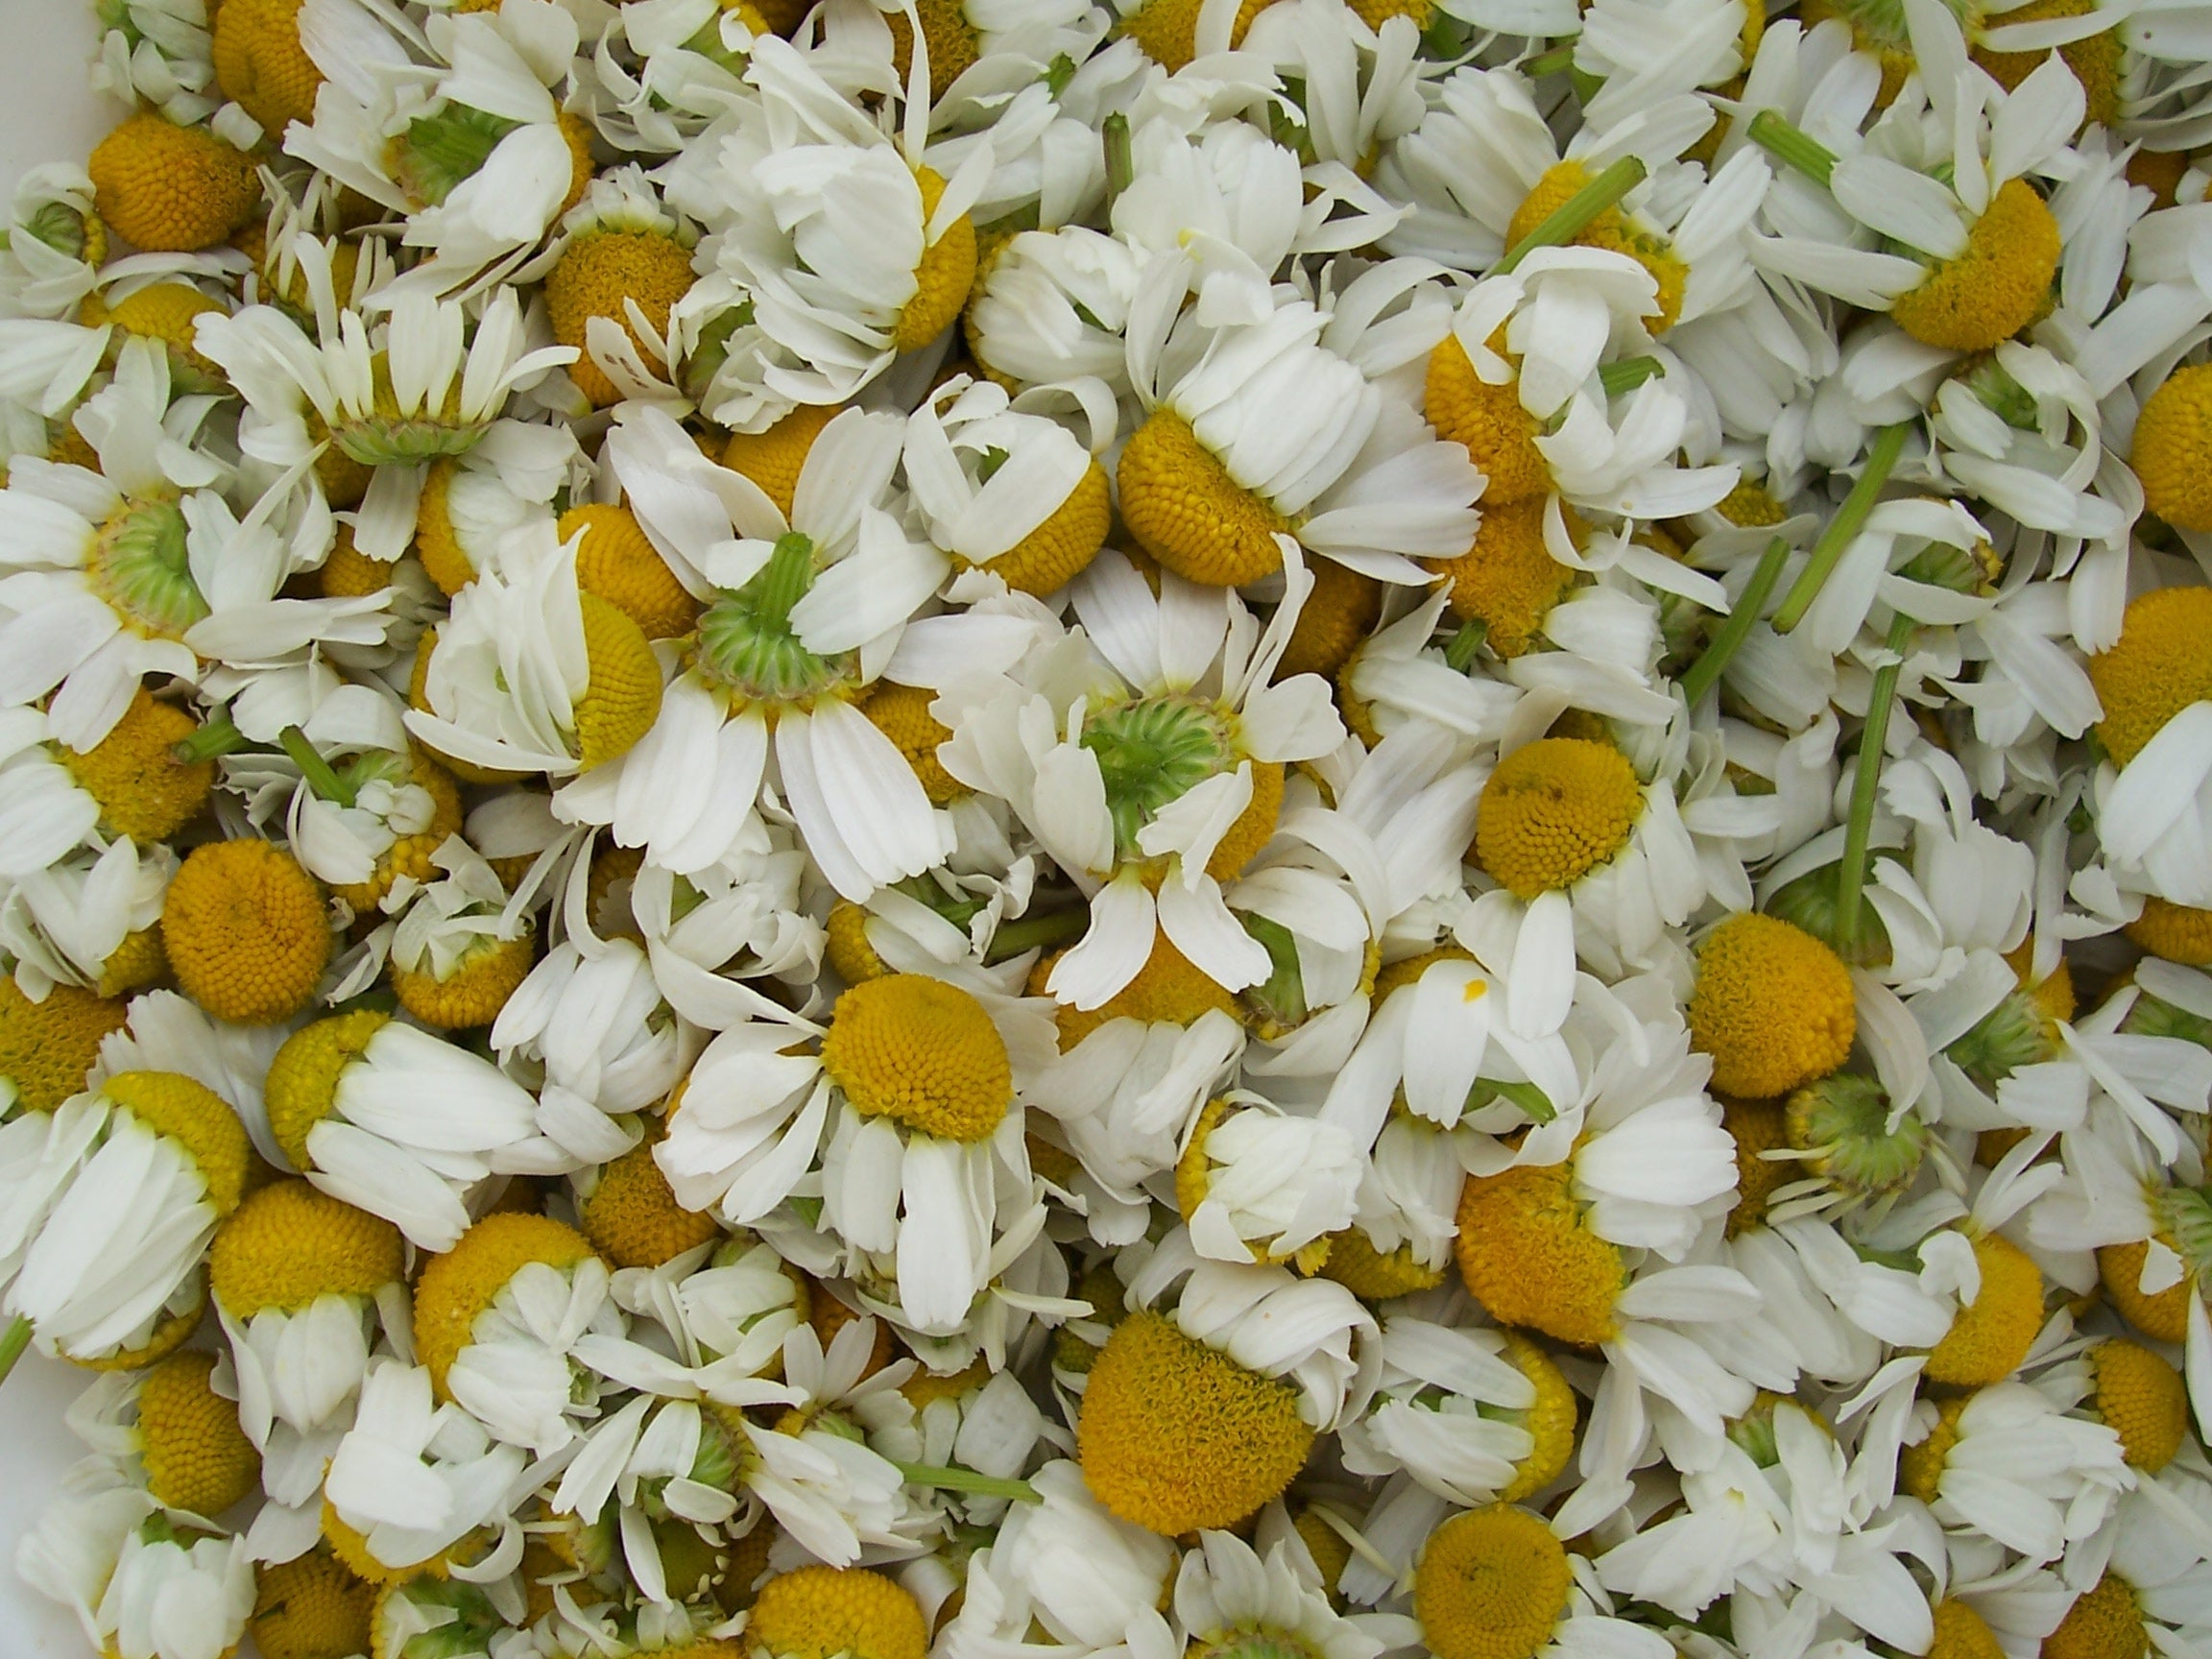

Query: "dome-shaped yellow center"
(819, 974), (1012, 1143)
(211, 1178), (405, 1319)
(895, 166), (977, 354)
(1423, 497), (1582, 660)
(1277, 559), (1383, 682)
(1928, 1599), (2007, 1659)
(1477, 737), (1644, 899)
(859, 683), (963, 805)
(578, 1135), (722, 1269)
(2091, 586), (2212, 768)
(573, 591), (666, 771)
(88, 113), (259, 253)
(547, 225), (698, 409)
(2089, 1337), (2189, 1472)
(137, 1349), (261, 1517)
(722, 402), (843, 518)
(2043, 1573), (2148, 1659)
(249, 1549), (375, 1659)
(390, 930), (535, 1031)
(413, 1212), (600, 1397)
(211, 0), (325, 134)
(749, 1566), (928, 1659)
(0, 978), (127, 1112)
(2132, 366), (2212, 534)
(1721, 1094), (1791, 1238)
(105, 1070), (251, 1218)
(1318, 1227), (1447, 1300)
(2097, 1235), (2194, 1344)
(971, 458), (1114, 597)
(1898, 1392), (1969, 1503)
(1413, 1504), (1573, 1659)
(1455, 1160), (1625, 1347)
(2126, 897), (2212, 966)
(826, 901), (892, 987)
(162, 838), (331, 1026)
(1118, 409), (1296, 589)
(564, 502), (701, 640)
(1120, 0), (1278, 70)
(1889, 179), (2059, 354)
(1427, 337), (1549, 507)
(1035, 926), (1244, 1049)
(330, 746), (465, 917)
(265, 1008), (392, 1168)
(1077, 1309), (1314, 1535)
(887, 0), (982, 90)
(1923, 1232), (2044, 1385)
(1689, 913), (1855, 1098)
(1508, 162), (1686, 330)
(60, 687), (213, 843)
(1497, 1333), (1578, 1503)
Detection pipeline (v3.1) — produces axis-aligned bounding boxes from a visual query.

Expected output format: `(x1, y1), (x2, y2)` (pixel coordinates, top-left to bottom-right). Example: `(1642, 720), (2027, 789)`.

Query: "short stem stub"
(175, 709), (247, 764)
(280, 726), (357, 808)
(1104, 113), (1134, 212)
(1747, 110), (1839, 189)
(0, 1314), (31, 1388)
(1499, 156), (1647, 274)
(985, 905), (1090, 964)
(893, 1459), (1040, 1502)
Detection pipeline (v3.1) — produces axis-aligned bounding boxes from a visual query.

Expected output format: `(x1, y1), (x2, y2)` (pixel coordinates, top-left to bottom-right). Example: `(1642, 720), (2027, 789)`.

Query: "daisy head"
(1411, 1503), (1654, 1659)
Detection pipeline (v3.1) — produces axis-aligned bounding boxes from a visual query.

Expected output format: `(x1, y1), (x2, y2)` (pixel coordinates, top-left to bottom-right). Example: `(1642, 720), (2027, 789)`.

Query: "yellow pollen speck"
(1121, 0), (1278, 69)
(896, 166), (976, 354)
(573, 591), (666, 770)
(973, 458), (1114, 596)
(749, 1566), (928, 1659)
(162, 838), (331, 1025)
(859, 682), (963, 804)
(136, 1349), (260, 1517)
(1508, 162), (1686, 330)
(2131, 366), (2212, 534)
(212, 0), (325, 134)
(413, 1212), (599, 1397)
(2043, 1573), (2148, 1659)
(211, 1178), (404, 1318)
(1318, 1227), (1447, 1300)
(1890, 179), (2058, 354)
(563, 502), (700, 638)
(2089, 586), (2212, 765)
(1118, 408), (1294, 589)
(2088, 1337), (2189, 1472)
(820, 974), (1012, 1142)
(1689, 913), (1855, 1099)
(1423, 497), (1582, 658)
(88, 114), (259, 253)
(1034, 927), (1242, 1049)
(1427, 337), (1549, 506)
(724, 403), (843, 517)
(264, 1008), (391, 1168)
(1455, 1161), (1624, 1347)
(2097, 1235), (2193, 1344)
(104, 1070), (251, 1218)
(1077, 1309), (1314, 1534)
(250, 1550), (375, 1659)
(0, 978), (127, 1112)
(547, 226), (698, 409)
(1923, 1232), (2044, 1385)
(1929, 1599), (2007, 1659)
(60, 687), (212, 843)
(2126, 898), (2212, 966)
(577, 1131), (720, 1269)
(1276, 559), (1382, 682)
(390, 931), (534, 1030)
(1898, 1392), (1969, 1503)
(1476, 736), (1643, 899)
(1413, 1504), (1572, 1659)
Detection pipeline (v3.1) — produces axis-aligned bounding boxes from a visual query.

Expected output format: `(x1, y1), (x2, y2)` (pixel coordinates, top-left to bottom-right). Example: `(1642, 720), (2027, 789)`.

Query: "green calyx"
(1080, 693), (1238, 864)
(381, 1579), (506, 1659)
(1786, 1072), (1927, 1196)
(1947, 986), (2060, 1090)
(1767, 858), (1897, 969)
(2151, 1185), (2212, 1284)
(1188, 1631), (1329, 1659)
(1961, 355), (2040, 429)
(24, 201), (92, 260)
(390, 107), (521, 210)
(90, 498), (207, 639)
(2122, 991), (2212, 1051)
(692, 532), (853, 709)
(1238, 911), (1308, 1034)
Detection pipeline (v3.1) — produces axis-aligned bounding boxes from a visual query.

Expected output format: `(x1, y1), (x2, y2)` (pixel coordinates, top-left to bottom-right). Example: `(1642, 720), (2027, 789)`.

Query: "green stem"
(984, 906), (1090, 964)
(893, 1460), (1040, 1502)
(1104, 113), (1133, 212)
(280, 726), (356, 807)
(1835, 612), (1916, 956)
(1444, 618), (1488, 672)
(1523, 42), (1577, 77)
(1746, 109), (1839, 189)
(754, 532), (817, 630)
(1678, 537), (1791, 707)
(0, 1314), (30, 1387)
(1498, 156), (1647, 274)
(1599, 355), (1664, 397)
(174, 709), (247, 764)
(1772, 423), (1909, 635)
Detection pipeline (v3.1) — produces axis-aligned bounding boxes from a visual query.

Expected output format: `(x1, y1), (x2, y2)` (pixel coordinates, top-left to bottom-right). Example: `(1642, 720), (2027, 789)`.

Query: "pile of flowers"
(7, 0), (2212, 1656)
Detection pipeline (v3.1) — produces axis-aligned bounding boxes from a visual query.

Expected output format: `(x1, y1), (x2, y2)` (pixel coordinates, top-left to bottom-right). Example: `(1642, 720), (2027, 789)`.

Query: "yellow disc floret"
(2042, 1573), (2148, 1659)
(1318, 1227), (1447, 1300)
(547, 227), (698, 409)
(573, 591), (666, 770)
(819, 974), (1012, 1142)
(1721, 1094), (1791, 1238)
(1412, 1504), (1572, 1659)
(390, 932), (535, 1030)
(104, 1070), (251, 1217)
(136, 1349), (260, 1517)
(1689, 913), (1856, 1099)
(860, 682), (963, 804)
(211, 0), (325, 134)
(2089, 586), (2212, 765)
(2131, 367), (2212, 534)
(1899, 1393), (1968, 1502)
(1424, 497), (1582, 659)
(2126, 897), (2212, 965)
(1118, 409), (1295, 589)
(1929, 1599), (2007, 1659)
(103, 282), (227, 390)
(1277, 559), (1382, 682)
(250, 1550), (375, 1659)
(2088, 1337), (2189, 1471)
(563, 503), (700, 639)
(1077, 1309), (1315, 1534)
(1455, 1161), (1624, 1347)
(1889, 179), (2059, 354)
(1034, 927), (1242, 1049)
(1923, 1233), (2044, 1385)
(98, 926), (168, 1000)
(211, 1178), (405, 1319)
(88, 114), (259, 252)
(1508, 162), (1686, 330)
(1476, 737), (1644, 899)
(895, 167), (976, 354)
(60, 687), (212, 843)
(1120, 0), (1277, 69)
(748, 1566), (928, 1659)
(723, 403), (842, 517)
(1971, 0), (2119, 126)
(1497, 1334), (1578, 1503)
(976, 458), (1114, 596)
(163, 838), (330, 1025)
(577, 1134), (720, 1269)
(264, 1008), (392, 1168)
(886, 0), (981, 91)
(2098, 1235), (2193, 1344)
(1427, 337), (1549, 506)
(412, 459), (476, 597)
(413, 1212), (599, 1397)
(825, 901), (892, 986)
(0, 978), (127, 1112)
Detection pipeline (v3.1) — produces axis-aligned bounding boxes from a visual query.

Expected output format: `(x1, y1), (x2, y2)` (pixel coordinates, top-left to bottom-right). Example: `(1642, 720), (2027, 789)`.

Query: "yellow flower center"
(330, 747), (466, 916)
(1034, 926), (1244, 1049)
(819, 974), (1012, 1142)
(1427, 338), (1549, 507)
(137, 1349), (261, 1518)
(2042, 1573), (2148, 1659)
(577, 1134), (722, 1270)
(2126, 897), (2212, 966)
(564, 503), (701, 639)
(1971, 0), (2118, 126)
(1889, 178), (2059, 354)
(1294, 1506), (1353, 1602)
(264, 1008), (393, 1168)
(1318, 1227), (1447, 1300)
(2097, 1232), (2195, 1344)
(748, 1566), (929, 1659)
(825, 900), (892, 987)
(87, 113), (259, 253)
(1496, 1333), (1579, 1503)
(1476, 736), (1644, 899)
(77, 1283), (207, 1373)
(413, 1212), (600, 1397)
(1898, 1392), (1969, 1503)
(1714, 479), (1790, 527)
(722, 402), (842, 518)
(1454, 1160), (1625, 1347)
(1277, 559), (1383, 682)
(895, 166), (977, 354)
(2089, 585), (2212, 766)
(211, 0), (325, 134)
(1120, 0), (1278, 69)
(1507, 162), (1686, 330)
(103, 282), (228, 394)
(2089, 1337), (2189, 1472)
(97, 926), (169, 1001)
(572, 591), (667, 770)
(412, 459), (476, 598)
(2131, 365), (2212, 535)
(1689, 913), (1856, 1099)
(887, 0), (982, 88)
(1721, 1093), (1791, 1238)
(0, 978), (127, 1112)
(1118, 409), (1296, 589)
(547, 226), (698, 409)
(1423, 497), (1582, 659)
(161, 838), (332, 1026)
(1928, 1599), (2007, 1659)
(104, 1070), (252, 1218)
(60, 687), (212, 844)
(1076, 1309), (1315, 1534)
(969, 458), (1115, 597)
(211, 1178), (405, 1319)
(249, 1549), (375, 1659)
(859, 682), (963, 805)
(1923, 1232), (2044, 1385)
(1412, 1505), (1573, 1659)
(389, 930), (535, 1031)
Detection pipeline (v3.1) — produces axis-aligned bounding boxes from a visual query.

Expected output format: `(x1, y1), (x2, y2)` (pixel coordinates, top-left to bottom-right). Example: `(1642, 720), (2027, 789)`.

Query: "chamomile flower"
(1897, 1378), (2132, 1563)
(1407, 1503), (1670, 1659)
